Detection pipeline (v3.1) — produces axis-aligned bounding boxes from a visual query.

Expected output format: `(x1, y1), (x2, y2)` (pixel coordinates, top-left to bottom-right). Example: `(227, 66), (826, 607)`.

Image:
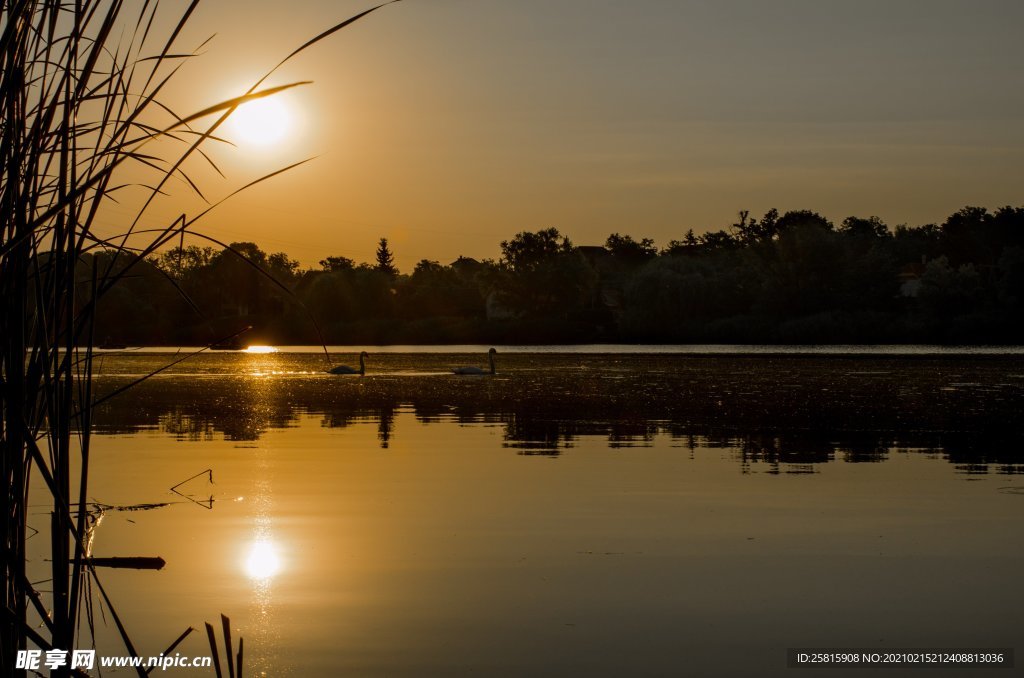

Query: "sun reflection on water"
(244, 346), (284, 378)
(244, 539), (282, 580)
(243, 451), (282, 674)
(245, 345), (279, 354)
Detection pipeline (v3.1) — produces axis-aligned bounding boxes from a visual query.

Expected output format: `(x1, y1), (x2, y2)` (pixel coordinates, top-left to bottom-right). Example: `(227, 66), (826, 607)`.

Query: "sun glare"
(229, 97), (291, 146)
(245, 345), (278, 354)
(244, 540), (282, 580)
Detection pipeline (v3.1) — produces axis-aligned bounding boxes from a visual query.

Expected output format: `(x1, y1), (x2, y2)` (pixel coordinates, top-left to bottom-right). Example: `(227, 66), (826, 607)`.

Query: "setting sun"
(228, 97), (291, 146)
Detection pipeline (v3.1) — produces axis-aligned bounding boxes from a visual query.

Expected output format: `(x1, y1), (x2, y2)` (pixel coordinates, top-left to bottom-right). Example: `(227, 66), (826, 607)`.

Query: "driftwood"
(73, 557), (166, 570)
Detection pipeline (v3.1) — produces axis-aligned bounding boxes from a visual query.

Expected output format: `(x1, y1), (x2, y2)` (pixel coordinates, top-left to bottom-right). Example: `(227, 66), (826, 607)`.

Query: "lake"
(33, 347), (1024, 676)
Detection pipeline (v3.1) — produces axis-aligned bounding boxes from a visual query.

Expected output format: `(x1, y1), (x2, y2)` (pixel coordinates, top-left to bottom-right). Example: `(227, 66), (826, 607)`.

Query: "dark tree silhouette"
(839, 215), (890, 239)
(320, 255), (355, 272)
(775, 209), (833, 234)
(375, 238), (397, 275)
(493, 228), (597, 320)
(79, 203), (1023, 345)
(500, 227), (573, 271)
(605, 233), (657, 261)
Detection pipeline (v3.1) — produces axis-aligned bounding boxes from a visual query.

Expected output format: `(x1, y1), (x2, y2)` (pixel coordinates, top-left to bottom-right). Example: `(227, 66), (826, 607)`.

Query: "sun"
(228, 97), (291, 146)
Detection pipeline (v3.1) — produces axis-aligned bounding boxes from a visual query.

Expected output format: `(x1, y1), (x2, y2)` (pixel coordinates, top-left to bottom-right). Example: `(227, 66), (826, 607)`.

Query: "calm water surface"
(31, 349), (1024, 676)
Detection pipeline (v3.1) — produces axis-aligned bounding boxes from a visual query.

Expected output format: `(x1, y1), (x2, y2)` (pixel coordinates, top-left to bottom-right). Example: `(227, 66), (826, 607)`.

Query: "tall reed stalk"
(1, 1), (396, 674)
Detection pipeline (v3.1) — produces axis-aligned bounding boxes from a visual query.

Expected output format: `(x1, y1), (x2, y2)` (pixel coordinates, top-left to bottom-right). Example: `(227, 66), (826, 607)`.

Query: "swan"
(453, 348), (497, 375)
(328, 351), (368, 375)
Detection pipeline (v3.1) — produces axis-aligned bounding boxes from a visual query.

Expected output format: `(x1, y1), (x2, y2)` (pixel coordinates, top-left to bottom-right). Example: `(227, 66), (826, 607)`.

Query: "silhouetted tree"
(375, 238), (397, 275)
(622, 253), (754, 339)
(662, 229), (700, 256)
(298, 270), (359, 334)
(93, 203), (1024, 344)
(775, 209), (833, 234)
(940, 206), (1024, 267)
(155, 245), (216, 279)
(697, 230), (738, 252)
(892, 223), (942, 264)
(495, 228), (596, 319)
(320, 255), (355, 272)
(917, 256), (985, 320)
(396, 259), (484, 319)
(755, 224), (851, 316)
(500, 227), (573, 271)
(268, 252), (300, 282)
(997, 247), (1024, 321)
(839, 215), (890, 239)
(731, 208), (779, 244)
(605, 233), (656, 261)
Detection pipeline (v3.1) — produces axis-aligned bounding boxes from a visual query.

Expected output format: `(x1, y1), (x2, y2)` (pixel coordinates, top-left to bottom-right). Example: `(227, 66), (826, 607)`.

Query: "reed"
(1, 1), (397, 674)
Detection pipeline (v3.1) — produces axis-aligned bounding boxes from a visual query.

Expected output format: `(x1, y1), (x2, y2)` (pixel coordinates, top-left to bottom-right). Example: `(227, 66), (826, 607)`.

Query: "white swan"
(328, 351), (368, 375)
(453, 348), (497, 375)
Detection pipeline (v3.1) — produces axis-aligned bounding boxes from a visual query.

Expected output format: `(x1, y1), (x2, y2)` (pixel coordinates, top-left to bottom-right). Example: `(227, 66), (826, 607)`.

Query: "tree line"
(85, 205), (1024, 345)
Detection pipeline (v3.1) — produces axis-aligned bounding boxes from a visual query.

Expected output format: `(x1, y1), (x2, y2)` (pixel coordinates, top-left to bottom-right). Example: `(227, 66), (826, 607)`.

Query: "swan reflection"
(245, 540), (282, 580)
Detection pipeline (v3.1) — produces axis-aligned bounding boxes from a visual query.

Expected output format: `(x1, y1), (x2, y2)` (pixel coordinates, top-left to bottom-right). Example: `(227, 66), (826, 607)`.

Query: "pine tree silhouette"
(375, 237), (397, 275)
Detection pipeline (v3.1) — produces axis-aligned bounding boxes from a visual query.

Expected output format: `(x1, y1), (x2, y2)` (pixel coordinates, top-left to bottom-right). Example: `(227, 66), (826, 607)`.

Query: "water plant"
(1, 1), (397, 673)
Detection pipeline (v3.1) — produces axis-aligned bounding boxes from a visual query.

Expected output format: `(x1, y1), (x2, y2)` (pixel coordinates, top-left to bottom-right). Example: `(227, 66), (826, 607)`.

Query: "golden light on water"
(245, 345), (279, 354)
(229, 97), (291, 146)
(244, 540), (282, 580)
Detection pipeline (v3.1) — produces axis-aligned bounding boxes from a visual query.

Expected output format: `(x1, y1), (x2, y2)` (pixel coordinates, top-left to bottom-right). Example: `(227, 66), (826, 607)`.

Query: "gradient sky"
(123, 0), (1024, 270)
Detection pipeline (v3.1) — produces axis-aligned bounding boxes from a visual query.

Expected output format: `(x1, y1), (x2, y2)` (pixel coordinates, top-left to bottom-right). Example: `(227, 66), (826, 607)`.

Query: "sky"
(116, 0), (1024, 270)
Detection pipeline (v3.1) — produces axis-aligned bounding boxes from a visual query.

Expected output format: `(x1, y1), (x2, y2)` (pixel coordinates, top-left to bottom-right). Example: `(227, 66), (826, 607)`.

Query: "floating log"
(73, 556), (166, 570)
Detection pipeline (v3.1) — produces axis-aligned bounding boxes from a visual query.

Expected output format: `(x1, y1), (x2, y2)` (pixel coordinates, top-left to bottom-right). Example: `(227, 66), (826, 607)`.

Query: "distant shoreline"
(89, 343), (1024, 356)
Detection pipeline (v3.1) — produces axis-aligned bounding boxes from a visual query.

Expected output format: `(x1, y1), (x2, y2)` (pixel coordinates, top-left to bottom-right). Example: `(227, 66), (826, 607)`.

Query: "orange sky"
(111, 0), (1024, 270)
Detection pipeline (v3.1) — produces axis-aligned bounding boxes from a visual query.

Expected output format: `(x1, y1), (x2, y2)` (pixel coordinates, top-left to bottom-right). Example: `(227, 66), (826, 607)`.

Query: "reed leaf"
(205, 622), (223, 678)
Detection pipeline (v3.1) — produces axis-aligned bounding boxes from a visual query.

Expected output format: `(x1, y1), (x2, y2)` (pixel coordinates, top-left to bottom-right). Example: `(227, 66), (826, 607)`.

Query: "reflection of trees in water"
(320, 409), (358, 430)
(89, 367), (1024, 473)
(413, 402), (449, 423)
(159, 409), (216, 441)
(318, 404), (395, 449)
(378, 405), (395, 449)
(941, 433), (1024, 468)
(503, 416), (575, 456)
(501, 418), (658, 455)
(667, 428), (884, 471)
(202, 382), (298, 441)
(607, 420), (658, 448)
(95, 377), (300, 441)
(840, 440), (891, 464)
(738, 434), (833, 474)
